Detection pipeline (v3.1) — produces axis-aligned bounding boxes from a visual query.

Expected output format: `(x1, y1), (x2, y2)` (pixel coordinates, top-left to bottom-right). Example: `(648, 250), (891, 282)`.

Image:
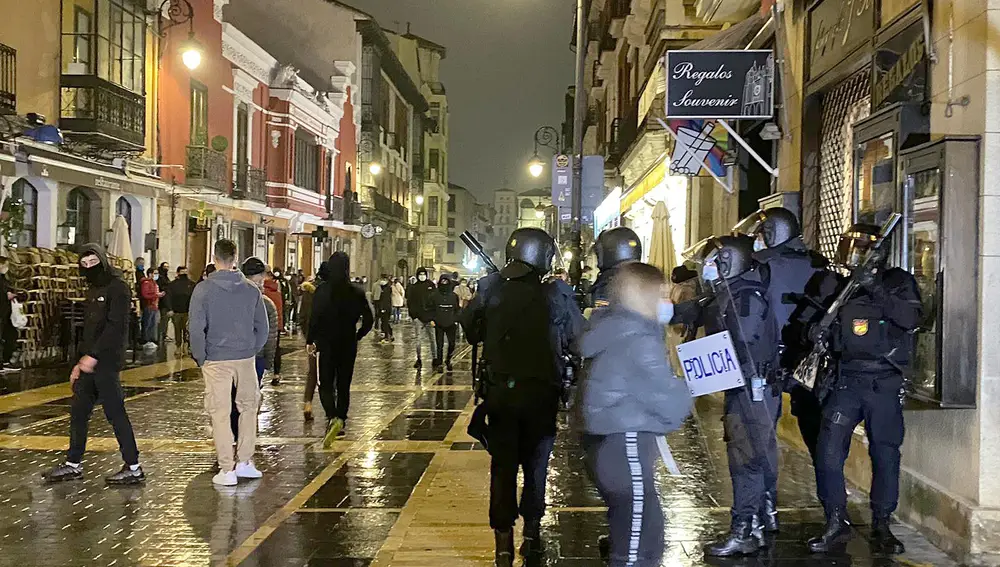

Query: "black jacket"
(307, 253), (374, 347)
(406, 279), (436, 322)
(0, 273), (11, 317)
(377, 282), (393, 312)
(79, 244), (131, 369)
(167, 275), (196, 314)
(156, 270), (171, 312)
(430, 287), (460, 328)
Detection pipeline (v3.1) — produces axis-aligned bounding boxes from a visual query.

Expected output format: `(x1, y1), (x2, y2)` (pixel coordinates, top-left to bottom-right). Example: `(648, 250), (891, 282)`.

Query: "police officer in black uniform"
(591, 226), (642, 307)
(461, 227), (581, 567)
(672, 236), (781, 557)
(742, 207), (831, 527)
(805, 223), (922, 555)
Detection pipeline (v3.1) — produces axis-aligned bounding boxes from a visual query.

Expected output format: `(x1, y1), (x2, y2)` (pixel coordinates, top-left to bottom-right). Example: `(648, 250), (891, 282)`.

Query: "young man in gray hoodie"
(189, 238), (269, 486)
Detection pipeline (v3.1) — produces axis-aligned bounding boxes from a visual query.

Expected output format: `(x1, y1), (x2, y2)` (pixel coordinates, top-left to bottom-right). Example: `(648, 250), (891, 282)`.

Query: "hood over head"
(263, 279), (280, 292)
(79, 243), (111, 270)
(327, 252), (350, 283)
(205, 267), (249, 291)
(78, 243), (117, 286)
(316, 261), (330, 281)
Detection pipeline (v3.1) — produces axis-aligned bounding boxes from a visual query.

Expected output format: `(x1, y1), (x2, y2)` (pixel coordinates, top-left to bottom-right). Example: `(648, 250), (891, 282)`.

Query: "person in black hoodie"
(307, 252), (374, 447)
(405, 266), (436, 369)
(44, 244), (143, 485)
(0, 256), (23, 372)
(167, 266), (195, 350)
(376, 274), (394, 343)
(156, 262), (172, 345)
(430, 274), (459, 371)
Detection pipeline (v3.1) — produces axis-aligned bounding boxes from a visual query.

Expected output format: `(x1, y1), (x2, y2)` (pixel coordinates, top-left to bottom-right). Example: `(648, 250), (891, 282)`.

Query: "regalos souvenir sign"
(676, 331), (746, 397)
(665, 50), (775, 120)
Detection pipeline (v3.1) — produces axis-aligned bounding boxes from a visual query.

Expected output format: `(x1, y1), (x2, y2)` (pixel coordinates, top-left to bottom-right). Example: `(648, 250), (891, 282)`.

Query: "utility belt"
(840, 358), (904, 376)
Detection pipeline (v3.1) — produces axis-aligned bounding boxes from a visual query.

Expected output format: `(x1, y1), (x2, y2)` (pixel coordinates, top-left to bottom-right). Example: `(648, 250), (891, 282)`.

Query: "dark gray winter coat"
(574, 306), (692, 436)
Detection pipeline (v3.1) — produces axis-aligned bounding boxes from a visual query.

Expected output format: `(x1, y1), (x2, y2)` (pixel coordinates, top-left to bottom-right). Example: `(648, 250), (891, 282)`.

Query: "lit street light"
(526, 125), (561, 177)
(415, 194), (424, 206)
(369, 162), (382, 175)
(528, 156), (544, 178)
(180, 34), (203, 70)
(159, 1), (202, 71)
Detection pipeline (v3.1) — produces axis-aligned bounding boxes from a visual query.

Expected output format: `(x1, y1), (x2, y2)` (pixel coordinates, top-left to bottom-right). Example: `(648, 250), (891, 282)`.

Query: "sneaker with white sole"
(212, 469), (238, 486)
(235, 461), (263, 479)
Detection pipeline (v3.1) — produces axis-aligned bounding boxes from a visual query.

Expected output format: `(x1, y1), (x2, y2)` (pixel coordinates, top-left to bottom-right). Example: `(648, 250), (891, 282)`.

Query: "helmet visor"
(682, 236), (715, 264)
(835, 230), (878, 268)
(731, 209), (766, 237)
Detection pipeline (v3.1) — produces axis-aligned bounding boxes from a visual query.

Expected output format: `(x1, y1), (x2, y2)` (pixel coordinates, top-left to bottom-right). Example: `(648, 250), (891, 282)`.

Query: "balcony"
(0, 43), (15, 115)
(371, 190), (409, 222)
(609, 0), (631, 18)
(186, 146), (227, 191)
(233, 165), (267, 203)
(59, 76), (145, 151)
(329, 194), (345, 221)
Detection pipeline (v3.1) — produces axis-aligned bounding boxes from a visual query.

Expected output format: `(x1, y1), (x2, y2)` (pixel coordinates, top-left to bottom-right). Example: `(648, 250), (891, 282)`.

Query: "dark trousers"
(485, 381), (558, 530)
(1, 316), (16, 363)
(815, 372), (904, 518)
(582, 432), (663, 566)
(789, 384), (822, 465)
(68, 364), (140, 466)
(380, 310), (393, 338)
(724, 388), (781, 520)
(274, 333), (283, 375)
(318, 344), (358, 421)
(231, 356), (266, 440)
(434, 325), (456, 364)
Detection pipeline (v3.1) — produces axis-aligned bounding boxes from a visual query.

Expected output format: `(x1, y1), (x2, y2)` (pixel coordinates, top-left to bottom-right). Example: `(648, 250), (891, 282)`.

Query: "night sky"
(350, 0), (576, 201)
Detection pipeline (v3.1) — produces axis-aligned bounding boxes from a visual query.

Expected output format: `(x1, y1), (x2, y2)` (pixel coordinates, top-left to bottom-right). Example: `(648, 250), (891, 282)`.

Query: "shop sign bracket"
(655, 117), (733, 194)
(716, 119), (779, 178)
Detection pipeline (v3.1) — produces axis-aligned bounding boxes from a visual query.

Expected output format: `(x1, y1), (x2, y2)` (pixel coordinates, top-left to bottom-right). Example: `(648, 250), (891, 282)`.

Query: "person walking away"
(263, 272), (284, 386)
(288, 270), (303, 332)
(188, 239), (269, 486)
(406, 267), (436, 369)
(168, 266), (195, 352)
(233, 258), (277, 441)
(307, 252), (373, 447)
(139, 268), (162, 348)
(575, 262), (692, 567)
(274, 268), (292, 334)
(43, 244), (144, 485)
(461, 228), (582, 565)
(300, 262), (326, 420)
(199, 264), (216, 284)
(156, 262), (172, 344)
(391, 277), (405, 323)
(0, 257), (20, 371)
(430, 275), (459, 371)
(376, 275), (394, 343)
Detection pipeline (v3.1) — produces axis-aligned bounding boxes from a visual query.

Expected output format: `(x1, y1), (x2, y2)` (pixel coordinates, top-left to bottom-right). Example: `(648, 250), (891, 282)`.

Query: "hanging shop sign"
(808, 0), (875, 81)
(665, 50), (775, 119)
(872, 22), (928, 109)
(667, 120), (730, 177)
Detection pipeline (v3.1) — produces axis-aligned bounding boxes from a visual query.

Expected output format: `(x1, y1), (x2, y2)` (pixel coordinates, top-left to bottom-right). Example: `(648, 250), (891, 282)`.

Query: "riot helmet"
(734, 207), (800, 249)
(702, 235), (755, 281)
(835, 223), (882, 269)
(594, 226), (642, 270)
(505, 227), (556, 274)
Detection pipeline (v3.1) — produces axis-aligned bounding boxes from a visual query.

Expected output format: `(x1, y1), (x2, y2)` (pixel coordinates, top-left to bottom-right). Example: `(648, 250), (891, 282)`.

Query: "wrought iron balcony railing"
(609, 0), (630, 18)
(233, 164), (267, 203)
(371, 190), (409, 222)
(59, 76), (144, 150)
(0, 43), (15, 115)
(186, 145), (227, 191)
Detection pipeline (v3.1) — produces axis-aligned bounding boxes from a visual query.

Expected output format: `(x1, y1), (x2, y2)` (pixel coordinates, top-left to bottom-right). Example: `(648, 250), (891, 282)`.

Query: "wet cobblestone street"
(0, 326), (958, 566)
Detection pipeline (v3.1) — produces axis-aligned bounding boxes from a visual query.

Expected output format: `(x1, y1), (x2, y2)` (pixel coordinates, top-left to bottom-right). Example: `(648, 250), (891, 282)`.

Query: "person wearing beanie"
(233, 257), (278, 442)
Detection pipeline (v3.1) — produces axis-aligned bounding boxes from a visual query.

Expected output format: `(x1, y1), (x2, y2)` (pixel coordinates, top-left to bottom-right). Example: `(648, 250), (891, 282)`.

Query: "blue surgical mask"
(702, 263), (719, 282)
(152, 273), (159, 281)
(753, 236), (766, 253)
(657, 300), (674, 325)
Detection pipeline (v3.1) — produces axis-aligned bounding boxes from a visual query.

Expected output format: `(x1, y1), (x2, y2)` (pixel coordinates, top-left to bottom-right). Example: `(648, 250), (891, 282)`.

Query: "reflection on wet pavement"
(0, 325), (958, 566)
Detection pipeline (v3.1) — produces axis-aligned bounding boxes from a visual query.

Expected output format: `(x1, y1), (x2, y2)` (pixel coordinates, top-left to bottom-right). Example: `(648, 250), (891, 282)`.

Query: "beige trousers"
(202, 358), (258, 471)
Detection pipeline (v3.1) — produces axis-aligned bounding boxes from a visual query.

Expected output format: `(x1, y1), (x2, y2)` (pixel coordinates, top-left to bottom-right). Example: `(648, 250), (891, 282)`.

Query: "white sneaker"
(235, 461), (263, 479)
(212, 470), (238, 486)
(143, 342), (157, 349)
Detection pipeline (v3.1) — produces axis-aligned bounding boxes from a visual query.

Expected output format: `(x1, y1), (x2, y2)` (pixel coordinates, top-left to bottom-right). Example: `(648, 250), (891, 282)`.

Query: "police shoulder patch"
(852, 318), (869, 336)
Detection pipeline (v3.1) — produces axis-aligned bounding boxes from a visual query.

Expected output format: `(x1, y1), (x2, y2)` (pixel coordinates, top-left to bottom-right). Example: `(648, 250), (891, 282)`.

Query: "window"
(96, 0), (146, 92)
(236, 103), (249, 168)
(447, 241), (455, 254)
(73, 7), (93, 72)
(67, 187), (95, 245)
(427, 196), (440, 226)
(394, 94), (409, 157)
(8, 180), (37, 248)
(447, 217), (456, 229)
(447, 195), (456, 212)
(429, 102), (441, 133)
(115, 196), (132, 233)
(190, 80), (208, 146)
(294, 130), (320, 192)
(426, 149), (440, 181)
(903, 167), (940, 401)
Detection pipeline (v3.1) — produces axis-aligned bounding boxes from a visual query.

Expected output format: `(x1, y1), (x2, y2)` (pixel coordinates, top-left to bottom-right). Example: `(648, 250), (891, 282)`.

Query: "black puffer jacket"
(430, 286), (460, 328)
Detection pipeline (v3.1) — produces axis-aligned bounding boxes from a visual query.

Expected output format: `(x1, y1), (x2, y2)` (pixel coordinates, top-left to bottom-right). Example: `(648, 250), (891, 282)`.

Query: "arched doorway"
(66, 187), (99, 246)
(115, 196), (132, 232)
(7, 179), (38, 248)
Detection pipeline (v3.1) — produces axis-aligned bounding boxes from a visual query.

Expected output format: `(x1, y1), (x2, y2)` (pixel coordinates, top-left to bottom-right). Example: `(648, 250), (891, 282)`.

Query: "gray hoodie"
(189, 268), (268, 365)
(575, 305), (692, 436)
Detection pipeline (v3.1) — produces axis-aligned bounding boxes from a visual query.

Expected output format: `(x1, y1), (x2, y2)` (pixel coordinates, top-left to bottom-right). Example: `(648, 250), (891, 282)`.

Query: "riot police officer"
(805, 223), (922, 555)
(461, 227), (581, 567)
(673, 235), (781, 557)
(741, 207), (830, 528)
(591, 226), (642, 307)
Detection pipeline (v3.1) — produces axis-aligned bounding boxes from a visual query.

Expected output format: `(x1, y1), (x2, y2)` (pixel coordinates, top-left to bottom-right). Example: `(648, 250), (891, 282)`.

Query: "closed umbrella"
(648, 201), (677, 274)
(109, 214), (133, 260)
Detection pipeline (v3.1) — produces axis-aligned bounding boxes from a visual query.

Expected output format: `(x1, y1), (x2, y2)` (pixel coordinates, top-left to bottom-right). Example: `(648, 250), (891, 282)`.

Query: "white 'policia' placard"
(676, 331), (746, 397)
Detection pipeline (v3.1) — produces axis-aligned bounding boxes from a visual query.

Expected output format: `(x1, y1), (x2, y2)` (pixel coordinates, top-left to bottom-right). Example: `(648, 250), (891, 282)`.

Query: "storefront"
(593, 187), (622, 237)
(619, 160), (689, 265)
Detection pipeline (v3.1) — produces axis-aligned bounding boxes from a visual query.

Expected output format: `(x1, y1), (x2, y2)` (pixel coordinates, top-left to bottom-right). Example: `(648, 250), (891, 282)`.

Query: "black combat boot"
(494, 529), (514, 567)
(751, 514), (768, 548)
(704, 517), (760, 557)
(598, 535), (610, 561)
(808, 509), (852, 553)
(762, 490), (779, 532)
(871, 516), (905, 554)
(413, 358), (422, 370)
(519, 520), (544, 557)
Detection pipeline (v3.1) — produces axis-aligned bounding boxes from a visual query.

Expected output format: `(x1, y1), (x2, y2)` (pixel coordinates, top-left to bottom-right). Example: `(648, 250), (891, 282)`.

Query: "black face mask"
(81, 263), (107, 285)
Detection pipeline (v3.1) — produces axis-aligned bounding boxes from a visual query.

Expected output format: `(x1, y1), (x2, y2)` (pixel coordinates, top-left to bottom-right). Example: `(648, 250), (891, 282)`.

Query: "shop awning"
(683, 12), (768, 51)
(17, 144), (166, 198)
(620, 161), (666, 214)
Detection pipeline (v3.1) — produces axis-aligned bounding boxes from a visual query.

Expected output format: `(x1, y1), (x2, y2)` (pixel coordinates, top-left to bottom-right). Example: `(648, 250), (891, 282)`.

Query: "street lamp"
(358, 138), (381, 177)
(369, 162), (382, 176)
(180, 34), (203, 70)
(415, 194), (424, 206)
(525, 125), (561, 177)
(158, 0), (202, 71)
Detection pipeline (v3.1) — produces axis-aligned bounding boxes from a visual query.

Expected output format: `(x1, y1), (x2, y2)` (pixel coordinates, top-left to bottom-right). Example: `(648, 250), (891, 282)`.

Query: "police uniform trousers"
(788, 384), (823, 465)
(815, 369), (904, 518)
(724, 387), (781, 521)
(484, 377), (558, 530)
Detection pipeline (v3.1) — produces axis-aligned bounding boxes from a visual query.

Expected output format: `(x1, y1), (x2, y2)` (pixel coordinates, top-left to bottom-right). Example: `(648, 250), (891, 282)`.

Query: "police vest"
(704, 268), (776, 378)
